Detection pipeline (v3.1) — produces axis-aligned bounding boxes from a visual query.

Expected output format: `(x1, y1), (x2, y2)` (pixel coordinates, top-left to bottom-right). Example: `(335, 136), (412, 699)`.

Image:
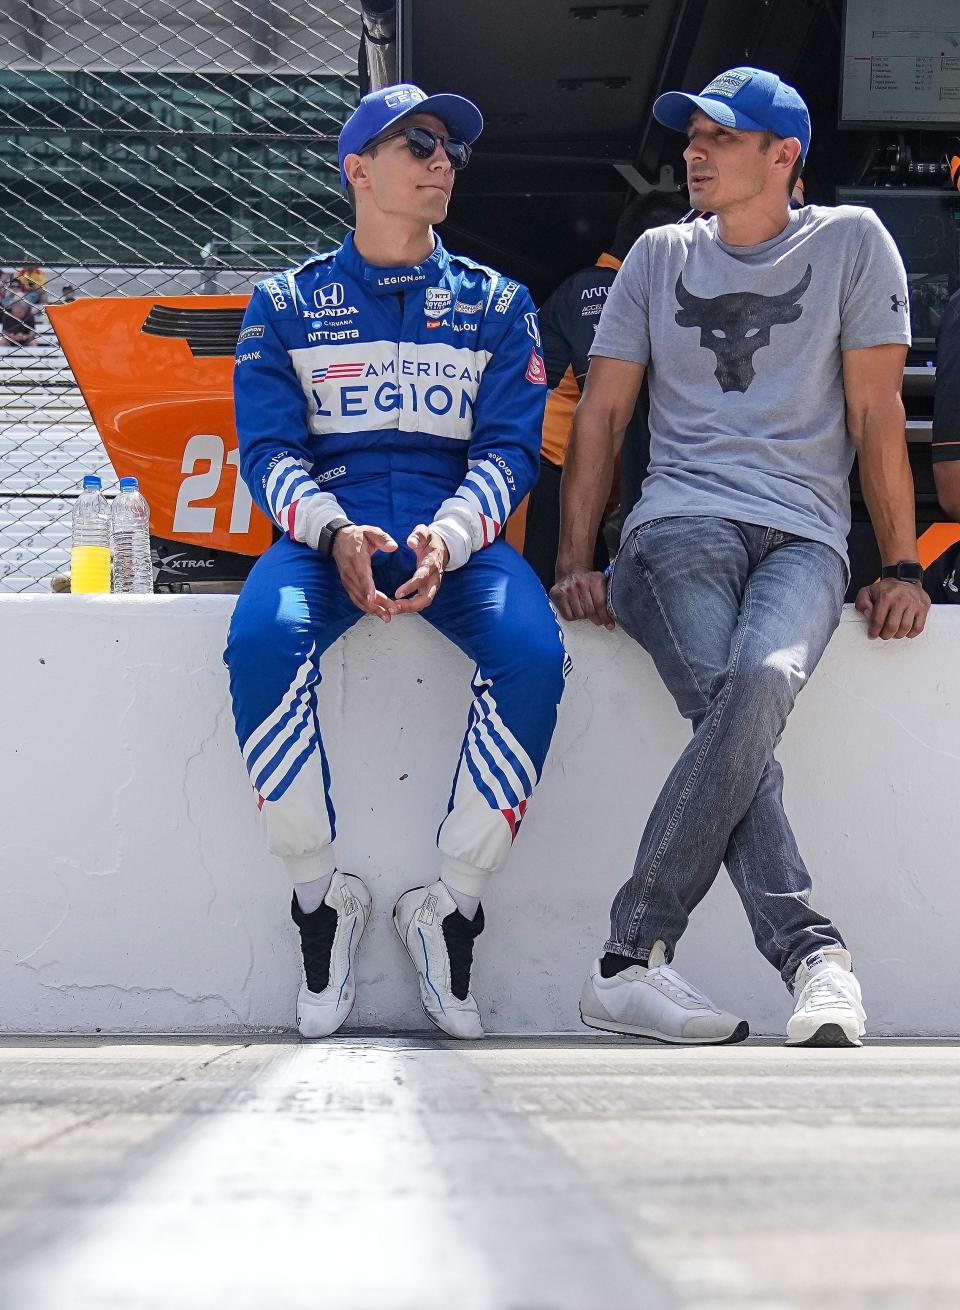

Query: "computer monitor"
(841, 0), (960, 132)
(836, 187), (960, 350)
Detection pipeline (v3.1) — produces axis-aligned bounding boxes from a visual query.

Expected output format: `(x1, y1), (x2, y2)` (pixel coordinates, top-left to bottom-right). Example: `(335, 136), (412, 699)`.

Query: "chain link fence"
(1, 0), (363, 590)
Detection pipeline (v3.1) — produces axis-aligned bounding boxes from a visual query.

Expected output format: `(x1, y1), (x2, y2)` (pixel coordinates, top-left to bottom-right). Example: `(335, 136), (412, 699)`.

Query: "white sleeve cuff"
(293, 493), (349, 550)
(429, 514), (474, 571)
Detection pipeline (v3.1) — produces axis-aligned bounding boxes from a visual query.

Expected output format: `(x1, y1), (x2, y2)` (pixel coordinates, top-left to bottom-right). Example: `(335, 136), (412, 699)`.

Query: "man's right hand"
(550, 568), (614, 631)
(331, 524), (399, 622)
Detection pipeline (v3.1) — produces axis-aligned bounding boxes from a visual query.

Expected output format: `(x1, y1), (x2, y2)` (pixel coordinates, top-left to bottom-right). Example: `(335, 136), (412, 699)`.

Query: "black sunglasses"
(366, 125), (472, 171)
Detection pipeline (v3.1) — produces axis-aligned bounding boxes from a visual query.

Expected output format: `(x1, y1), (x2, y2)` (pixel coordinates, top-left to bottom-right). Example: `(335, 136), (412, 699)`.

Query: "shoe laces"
(797, 967), (860, 1014)
(649, 963), (715, 1011)
(441, 905), (485, 1001)
(291, 895), (338, 993)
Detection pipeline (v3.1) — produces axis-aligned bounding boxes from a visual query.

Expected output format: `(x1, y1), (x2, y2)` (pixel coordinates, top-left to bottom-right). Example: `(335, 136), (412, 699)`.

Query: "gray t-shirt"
(590, 205), (911, 564)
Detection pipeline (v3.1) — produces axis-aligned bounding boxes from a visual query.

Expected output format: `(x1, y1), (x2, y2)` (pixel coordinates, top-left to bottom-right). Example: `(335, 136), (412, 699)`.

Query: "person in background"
(61, 285), (78, 303)
(1, 297), (38, 346)
(924, 286), (960, 600)
(16, 262), (48, 308)
(554, 66), (928, 1049)
(521, 191), (689, 588)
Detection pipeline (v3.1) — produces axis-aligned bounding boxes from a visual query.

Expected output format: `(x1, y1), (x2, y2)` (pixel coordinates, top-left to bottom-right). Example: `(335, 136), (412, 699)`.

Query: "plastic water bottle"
(110, 476), (153, 594)
(70, 474), (111, 594)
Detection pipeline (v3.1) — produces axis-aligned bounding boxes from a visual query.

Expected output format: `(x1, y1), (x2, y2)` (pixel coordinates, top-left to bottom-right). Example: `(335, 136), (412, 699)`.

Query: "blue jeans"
(605, 517), (848, 987)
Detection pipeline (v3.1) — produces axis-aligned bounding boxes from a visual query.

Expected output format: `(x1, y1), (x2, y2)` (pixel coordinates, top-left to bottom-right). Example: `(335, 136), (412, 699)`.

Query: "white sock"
(294, 872), (334, 915)
(442, 881), (480, 921)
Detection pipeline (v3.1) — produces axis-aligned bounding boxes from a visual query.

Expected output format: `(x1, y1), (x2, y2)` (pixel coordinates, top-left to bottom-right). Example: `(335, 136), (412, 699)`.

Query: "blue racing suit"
(225, 233), (569, 896)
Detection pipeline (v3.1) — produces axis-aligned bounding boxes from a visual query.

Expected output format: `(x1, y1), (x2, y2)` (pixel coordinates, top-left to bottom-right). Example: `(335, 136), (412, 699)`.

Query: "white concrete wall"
(2, 595), (958, 1037)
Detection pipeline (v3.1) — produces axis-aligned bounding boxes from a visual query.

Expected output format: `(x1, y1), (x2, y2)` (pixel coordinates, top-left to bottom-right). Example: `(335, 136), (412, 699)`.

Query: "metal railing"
(1, 0), (362, 590)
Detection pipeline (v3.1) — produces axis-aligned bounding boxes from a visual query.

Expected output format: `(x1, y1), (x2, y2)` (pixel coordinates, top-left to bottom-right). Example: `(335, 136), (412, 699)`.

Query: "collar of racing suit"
(595, 251), (621, 271)
(336, 230), (448, 295)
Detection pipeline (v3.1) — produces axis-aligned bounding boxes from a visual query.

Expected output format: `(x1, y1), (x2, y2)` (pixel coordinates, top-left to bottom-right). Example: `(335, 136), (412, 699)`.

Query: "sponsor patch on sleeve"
(525, 349), (547, 385)
(495, 280), (520, 314)
(238, 324), (265, 343)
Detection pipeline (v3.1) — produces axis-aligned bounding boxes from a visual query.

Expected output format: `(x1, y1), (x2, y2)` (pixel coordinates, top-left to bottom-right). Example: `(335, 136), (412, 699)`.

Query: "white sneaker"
(292, 871), (371, 1039)
(786, 947), (866, 1047)
(393, 880), (484, 1040)
(580, 942), (749, 1045)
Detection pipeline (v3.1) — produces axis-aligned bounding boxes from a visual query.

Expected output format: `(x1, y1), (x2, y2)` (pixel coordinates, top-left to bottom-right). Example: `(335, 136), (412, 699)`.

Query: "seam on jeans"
(631, 536), (710, 704)
(726, 825), (790, 958)
(626, 577), (755, 938)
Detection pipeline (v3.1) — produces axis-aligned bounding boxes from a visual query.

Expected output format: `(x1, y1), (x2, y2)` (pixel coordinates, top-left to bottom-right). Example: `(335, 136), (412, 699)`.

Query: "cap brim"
(652, 90), (767, 136)
(399, 92), (484, 144)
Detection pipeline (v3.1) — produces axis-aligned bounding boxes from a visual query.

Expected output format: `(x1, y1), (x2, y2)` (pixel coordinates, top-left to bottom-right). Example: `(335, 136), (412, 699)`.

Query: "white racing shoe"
(786, 947), (866, 1047)
(393, 880), (485, 1040)
(580, 942), (749, 1045)
(291, 871), (371, 1039)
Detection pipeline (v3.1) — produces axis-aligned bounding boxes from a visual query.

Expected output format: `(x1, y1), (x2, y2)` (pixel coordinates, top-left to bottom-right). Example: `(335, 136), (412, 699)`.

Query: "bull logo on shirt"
(674, 264), (812, 394)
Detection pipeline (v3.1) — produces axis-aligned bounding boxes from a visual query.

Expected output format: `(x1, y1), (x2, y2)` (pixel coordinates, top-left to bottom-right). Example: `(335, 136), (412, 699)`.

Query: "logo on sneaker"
(340, 889), (360, 917)
(418, 893), (438, 926)
(804, 951), (824, 970)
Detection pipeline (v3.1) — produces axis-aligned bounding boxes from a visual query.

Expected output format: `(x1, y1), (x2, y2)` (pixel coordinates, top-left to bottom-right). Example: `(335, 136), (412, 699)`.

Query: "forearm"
(855, 399), (919, 564)
(557, 408), (619, 574)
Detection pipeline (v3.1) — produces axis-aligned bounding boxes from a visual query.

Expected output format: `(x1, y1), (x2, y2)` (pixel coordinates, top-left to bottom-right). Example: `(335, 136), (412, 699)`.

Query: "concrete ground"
(1, 1036), (958, 1310)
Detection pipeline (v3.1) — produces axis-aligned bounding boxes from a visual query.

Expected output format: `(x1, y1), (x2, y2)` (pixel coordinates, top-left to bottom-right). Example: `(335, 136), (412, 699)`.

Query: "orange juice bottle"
(70, 475), (111, 593)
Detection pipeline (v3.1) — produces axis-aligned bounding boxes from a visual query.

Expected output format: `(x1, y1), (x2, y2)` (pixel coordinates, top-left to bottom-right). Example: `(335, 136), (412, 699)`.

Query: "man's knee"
(507, 615), (569, 700)
(729, 651), (807, 728)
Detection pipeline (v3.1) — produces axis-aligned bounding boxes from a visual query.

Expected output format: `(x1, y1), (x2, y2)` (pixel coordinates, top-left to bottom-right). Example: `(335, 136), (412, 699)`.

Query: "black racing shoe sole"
(580, 1008), (750, 1046)
(795, 1022), (862, 1048)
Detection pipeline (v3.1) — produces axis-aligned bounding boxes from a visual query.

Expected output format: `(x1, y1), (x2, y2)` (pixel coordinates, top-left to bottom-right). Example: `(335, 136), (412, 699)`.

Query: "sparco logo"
(316, 464), (346, 484)
(264, 278), (287, 312)
(495, 281), (520, 314)
(314, 282), (345, 309)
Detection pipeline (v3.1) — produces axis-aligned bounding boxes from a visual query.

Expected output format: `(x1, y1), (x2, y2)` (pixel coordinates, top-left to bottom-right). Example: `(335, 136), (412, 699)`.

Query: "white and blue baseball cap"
(338, 83), (484, 187)
(653, 66), (811, 159)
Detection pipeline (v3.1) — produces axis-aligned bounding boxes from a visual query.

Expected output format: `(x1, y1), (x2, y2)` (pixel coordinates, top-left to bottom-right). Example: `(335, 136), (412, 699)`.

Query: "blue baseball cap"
(338, 83), (484, 188)
(653, 67), (811, 159)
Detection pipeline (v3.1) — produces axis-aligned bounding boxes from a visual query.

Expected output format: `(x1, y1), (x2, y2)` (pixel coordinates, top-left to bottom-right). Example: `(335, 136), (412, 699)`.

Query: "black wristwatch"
(880, 560), (923, 585)
(317, 516), (352, 559)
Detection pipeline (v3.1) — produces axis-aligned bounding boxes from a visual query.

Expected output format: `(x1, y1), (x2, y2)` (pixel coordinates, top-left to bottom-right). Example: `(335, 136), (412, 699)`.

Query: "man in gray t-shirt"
(552, 66), (930, 1049)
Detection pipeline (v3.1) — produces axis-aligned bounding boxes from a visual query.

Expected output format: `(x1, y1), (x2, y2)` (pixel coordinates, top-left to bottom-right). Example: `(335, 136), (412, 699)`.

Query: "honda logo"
(314, 282), (345, 309)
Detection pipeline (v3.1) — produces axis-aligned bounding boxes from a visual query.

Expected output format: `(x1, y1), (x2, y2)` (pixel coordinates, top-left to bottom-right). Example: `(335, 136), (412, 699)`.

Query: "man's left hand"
(855, 577), (931, 640)
(394, 525), (449, 613)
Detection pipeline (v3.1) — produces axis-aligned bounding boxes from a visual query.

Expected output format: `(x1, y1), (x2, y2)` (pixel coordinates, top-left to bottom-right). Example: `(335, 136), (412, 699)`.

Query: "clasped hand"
(550, 568), (615, 631)
(855, 577), (930, 640)
(330, 523), (449, 621)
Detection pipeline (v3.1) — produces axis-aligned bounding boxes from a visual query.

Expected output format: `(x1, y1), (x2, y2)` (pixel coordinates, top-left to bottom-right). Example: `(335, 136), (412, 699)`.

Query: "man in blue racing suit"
(225, 83), (569, 1040)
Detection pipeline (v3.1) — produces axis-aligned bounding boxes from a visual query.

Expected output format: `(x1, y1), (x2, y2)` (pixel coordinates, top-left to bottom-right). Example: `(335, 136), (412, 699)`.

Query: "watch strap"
(317, 516), (352, 559)
(880, 560), (923, 584)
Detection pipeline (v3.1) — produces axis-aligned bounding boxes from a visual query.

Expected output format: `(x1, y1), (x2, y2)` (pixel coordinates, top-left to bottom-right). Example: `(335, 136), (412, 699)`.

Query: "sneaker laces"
(797, 967), (862, 1015)
(649, 963), (716, 1011)
(441, 905), (485, 1000)
(290, 894), (338, 993)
